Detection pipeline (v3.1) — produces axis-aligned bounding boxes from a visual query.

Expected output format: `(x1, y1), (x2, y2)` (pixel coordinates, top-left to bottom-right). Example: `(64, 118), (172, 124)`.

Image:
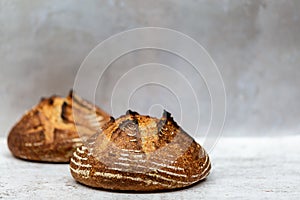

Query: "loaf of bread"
(7, 90), (110, 162)
(70, 110), (211, 191)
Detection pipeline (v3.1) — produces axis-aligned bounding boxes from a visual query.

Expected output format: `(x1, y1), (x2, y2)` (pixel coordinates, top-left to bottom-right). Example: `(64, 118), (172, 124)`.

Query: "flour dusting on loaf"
(70, 110), (211, 191)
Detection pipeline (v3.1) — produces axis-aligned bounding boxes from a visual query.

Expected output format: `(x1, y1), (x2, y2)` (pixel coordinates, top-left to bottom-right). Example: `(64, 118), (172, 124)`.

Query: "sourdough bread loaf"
(70, 110), (211, 191)
(7, 91), (110, 162)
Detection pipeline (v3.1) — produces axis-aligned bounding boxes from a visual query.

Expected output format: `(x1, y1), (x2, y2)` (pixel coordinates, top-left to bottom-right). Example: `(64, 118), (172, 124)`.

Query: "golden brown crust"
(7, 91), (110, 162)
(70, 110), (211, 191)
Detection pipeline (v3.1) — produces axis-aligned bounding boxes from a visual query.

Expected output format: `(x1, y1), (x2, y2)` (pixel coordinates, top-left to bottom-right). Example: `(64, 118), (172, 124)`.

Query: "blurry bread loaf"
(7, 90), (110, 162)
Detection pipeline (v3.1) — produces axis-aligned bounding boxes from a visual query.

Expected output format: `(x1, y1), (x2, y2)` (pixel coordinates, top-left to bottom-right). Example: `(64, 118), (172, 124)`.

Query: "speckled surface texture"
(70, 111), (210, 191)
(1, 0), (300, 137)
(1, 136), (299, 199)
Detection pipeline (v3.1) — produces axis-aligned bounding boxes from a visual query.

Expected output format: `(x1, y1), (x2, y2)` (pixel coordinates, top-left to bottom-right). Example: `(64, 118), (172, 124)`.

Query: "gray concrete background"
(1, 0), (300, 137)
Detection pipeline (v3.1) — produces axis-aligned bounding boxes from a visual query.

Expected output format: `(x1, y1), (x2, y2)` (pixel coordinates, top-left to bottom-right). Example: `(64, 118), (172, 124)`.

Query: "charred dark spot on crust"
(61, 101), (68, 121)
(132, 118), (138, 124)
(165, 138), (171, 144)
(101, 117), (115, 131)
(156, 111), (180, 145)
(162, 110), (171, 119)
(35, 110), (40, 115)
(48, 98), (54, 105)
(126, 110), (139, 116)
(110, 116), (115, 122)
(68, 89), (74, 98)
(161, 110), (179, 128)
(169, 118), (179, 128)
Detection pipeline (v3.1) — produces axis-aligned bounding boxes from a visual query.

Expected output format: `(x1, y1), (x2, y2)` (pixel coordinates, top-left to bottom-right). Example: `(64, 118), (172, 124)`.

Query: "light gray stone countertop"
(1, 136), (299, 200)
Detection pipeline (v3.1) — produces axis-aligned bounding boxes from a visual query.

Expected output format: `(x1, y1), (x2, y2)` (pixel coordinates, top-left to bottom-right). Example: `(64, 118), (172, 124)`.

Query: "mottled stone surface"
(1, 136), (299, 199)
(1, 0), (300, 137)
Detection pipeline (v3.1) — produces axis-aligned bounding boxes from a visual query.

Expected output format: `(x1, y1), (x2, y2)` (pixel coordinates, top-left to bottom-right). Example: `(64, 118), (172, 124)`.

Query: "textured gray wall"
(1, 0), (300, 137)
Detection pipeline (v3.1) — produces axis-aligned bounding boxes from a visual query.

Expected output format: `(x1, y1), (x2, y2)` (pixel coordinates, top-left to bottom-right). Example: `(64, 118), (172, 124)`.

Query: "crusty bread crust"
(70, 110), (211, 191)
(7, 91), (110, 163)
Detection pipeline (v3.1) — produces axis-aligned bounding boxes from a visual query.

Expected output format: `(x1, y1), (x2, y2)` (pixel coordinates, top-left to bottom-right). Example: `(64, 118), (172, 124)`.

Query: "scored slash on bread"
(70, 110), (211, 191)
(7, 91), (211, 191)
(7, 90), (110, 162)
